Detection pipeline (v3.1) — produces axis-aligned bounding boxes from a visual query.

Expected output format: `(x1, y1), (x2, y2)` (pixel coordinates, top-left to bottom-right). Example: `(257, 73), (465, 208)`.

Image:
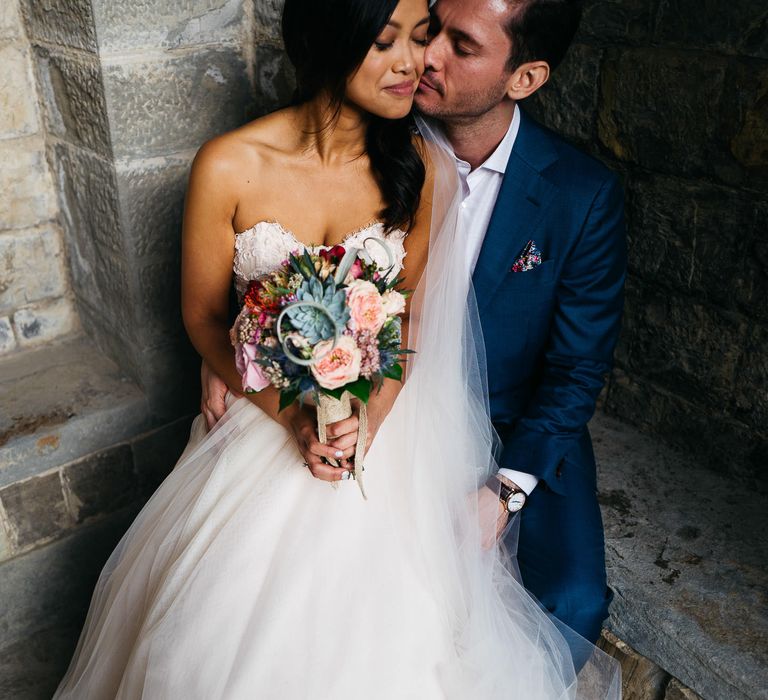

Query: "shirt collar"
(454, 104), (520, 176)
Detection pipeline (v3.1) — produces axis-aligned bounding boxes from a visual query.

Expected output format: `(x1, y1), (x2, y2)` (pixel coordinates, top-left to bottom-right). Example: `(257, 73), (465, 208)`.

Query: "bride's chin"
(366, 100), (414, 121)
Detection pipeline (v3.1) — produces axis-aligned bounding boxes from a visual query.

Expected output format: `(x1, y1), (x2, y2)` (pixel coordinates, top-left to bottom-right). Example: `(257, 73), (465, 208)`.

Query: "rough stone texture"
(598, 630), (671, 700)
(664, 678), (703, 700)
(0, 336), (149, 488)
(0, 44), (40, 139)
(102, 48), (253, 159)
(592, 412), (768, 700)
(19, 0), (98, 53)
(0, 0), (22, 40)
(525, 43), (603, 146)
(12, 298), (78, 349)
(0, 508), (137, 649)
(34, 47), (112, 158)
(251, 42), (295, 116)
(532, 1), (768, 489)
(652, 0), (768, 59)
(0, 471), (70, 551)
(0, 316), (17, 355)
(92, 0), (244, 52)
(0, 141), (58, 230)
(0, 227), (68, 314)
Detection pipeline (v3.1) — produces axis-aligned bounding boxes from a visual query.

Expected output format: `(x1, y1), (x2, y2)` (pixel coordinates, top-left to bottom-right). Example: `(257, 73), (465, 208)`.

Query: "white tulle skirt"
(53, 385), (596, 700)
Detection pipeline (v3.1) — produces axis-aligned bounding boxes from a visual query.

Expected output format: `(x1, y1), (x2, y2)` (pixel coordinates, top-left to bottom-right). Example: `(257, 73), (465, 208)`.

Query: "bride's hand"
(325, 398), (387, 460)
(200, 360), (239, 430)
(285, 405), (356, 482)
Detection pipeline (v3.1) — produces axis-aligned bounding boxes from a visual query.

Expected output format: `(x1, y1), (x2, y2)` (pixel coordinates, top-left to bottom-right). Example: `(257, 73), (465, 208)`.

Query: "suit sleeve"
(498, 174), (626, 495)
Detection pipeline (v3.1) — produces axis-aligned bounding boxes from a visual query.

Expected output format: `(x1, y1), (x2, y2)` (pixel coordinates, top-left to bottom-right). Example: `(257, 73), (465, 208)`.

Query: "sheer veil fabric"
(53, 119), (620, 698)
(400, 117), (622, 698)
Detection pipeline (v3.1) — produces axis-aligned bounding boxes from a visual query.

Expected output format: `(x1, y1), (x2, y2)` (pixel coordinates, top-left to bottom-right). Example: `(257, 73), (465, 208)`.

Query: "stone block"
(0, 140), (58, 229)
(604, 369), (767, 487)
(92, 0), (244, 52)
(653, 0), (768, 59)
(0, 508), (136, 648)
(0, 316), (16, 355)
(598, 629), (670, 700)
(625, 173), (768, 317)
(0, 0), (21, 40)
(251, 42), (295, 117)
(0, 470), (71, 551)
(132, 416), (195, 497)
(61, 445), (138, 525)
(136, 257), (184, 339)
(618, 280), (750, 408)
(728, 62), (768, 176)
(253, 0), (286, 45)
(598, 49), (743, 185)
(592, 412), (768, 700)
(12, 298), (77, 349)
(0, 227), (68, 315)
(103, 48), (253, 158)
(34, 47), (111, 158)
(0, 44), (40, 139)
(135, 339), (201, 421)
(664, 678), (703, 700)
(525, 43), (602, 145)
(116, 154), (191, 260)
(19, 0), (98, 53)
(733, 322), (768, 432)
(577, 0), (655, 46)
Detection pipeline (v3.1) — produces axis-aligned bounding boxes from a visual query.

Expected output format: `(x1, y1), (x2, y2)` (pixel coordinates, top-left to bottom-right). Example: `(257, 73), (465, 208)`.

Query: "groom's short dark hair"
(504, 0), (583, 71)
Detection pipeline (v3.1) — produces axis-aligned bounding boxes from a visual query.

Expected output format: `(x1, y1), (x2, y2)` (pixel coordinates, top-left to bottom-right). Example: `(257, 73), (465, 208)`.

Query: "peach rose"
(310, 335), (361, 390)
(234, 341), (271, 392)
(346, 279), (387, 334)
(381, 289), (406, 316)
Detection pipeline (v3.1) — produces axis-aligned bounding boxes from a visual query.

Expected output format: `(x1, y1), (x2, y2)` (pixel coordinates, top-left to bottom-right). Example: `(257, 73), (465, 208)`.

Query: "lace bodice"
(233, 221), (407, 301)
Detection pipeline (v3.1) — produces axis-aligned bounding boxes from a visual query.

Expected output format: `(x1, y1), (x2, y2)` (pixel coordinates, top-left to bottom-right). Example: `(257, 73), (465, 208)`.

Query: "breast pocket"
(505, 259), (556, 291)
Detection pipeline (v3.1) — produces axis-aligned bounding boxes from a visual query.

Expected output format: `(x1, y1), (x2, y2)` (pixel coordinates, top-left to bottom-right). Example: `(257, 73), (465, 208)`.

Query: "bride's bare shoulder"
(190, 107), (298, 183)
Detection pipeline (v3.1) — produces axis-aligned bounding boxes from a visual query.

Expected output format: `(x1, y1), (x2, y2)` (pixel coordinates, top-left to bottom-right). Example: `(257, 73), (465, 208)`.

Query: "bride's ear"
(505, 61), (550, 101)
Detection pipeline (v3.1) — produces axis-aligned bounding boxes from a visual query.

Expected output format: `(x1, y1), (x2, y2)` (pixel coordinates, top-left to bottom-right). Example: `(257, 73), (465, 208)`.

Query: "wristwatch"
(486, 474), (527, 514)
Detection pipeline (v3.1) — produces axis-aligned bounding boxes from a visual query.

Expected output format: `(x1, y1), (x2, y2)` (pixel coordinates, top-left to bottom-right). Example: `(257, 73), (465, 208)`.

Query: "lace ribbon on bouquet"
(275, 237), (396, 500)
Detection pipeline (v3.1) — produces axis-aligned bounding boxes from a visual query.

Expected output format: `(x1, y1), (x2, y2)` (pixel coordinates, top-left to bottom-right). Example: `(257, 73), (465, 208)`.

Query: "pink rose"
(234, 341), (270, 392)
(381, 290), (406, 316)
(344, 258), (364, 282)
(310, 335), (361, 390)
(346, 279), (387, 334)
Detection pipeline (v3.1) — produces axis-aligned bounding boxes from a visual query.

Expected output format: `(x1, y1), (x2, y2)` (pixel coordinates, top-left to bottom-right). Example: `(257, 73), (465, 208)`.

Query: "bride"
(54, 0), (619, 697)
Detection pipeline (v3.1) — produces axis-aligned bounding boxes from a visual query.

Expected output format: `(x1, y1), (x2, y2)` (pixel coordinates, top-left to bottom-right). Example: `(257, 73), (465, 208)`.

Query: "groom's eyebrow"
(447, 27), (481, 48)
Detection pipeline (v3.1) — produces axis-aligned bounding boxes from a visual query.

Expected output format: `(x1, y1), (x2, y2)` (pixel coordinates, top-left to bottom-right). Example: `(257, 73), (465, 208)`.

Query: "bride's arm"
(181, 139), (346, 478)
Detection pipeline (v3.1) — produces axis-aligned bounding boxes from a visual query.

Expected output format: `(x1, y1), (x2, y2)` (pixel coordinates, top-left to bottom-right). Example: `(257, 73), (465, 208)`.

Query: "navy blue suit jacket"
(473, 109), (626, 496)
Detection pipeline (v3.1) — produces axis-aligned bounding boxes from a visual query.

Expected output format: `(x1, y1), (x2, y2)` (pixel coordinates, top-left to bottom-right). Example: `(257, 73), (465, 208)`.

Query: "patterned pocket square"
(511, 240), (543, 272)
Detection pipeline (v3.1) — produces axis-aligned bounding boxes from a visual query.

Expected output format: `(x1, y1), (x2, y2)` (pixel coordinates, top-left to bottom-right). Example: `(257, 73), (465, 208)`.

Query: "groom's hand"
(479, 484), (510, 549)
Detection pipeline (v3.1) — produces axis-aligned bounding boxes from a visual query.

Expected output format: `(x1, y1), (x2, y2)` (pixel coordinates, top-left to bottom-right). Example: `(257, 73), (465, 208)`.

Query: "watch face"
(507, 492), (526, 513)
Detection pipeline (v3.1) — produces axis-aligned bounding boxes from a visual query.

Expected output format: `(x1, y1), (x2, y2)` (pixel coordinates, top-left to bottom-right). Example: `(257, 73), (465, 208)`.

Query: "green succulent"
(284, 277), (350, 344)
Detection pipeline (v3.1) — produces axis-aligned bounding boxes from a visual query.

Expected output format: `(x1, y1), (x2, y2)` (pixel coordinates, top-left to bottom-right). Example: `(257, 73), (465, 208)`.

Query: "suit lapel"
(472, 111), (560, 313)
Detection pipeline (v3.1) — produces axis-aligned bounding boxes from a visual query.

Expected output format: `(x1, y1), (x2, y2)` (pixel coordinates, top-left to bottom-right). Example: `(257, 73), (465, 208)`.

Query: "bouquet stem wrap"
(316, 392), (367, 500)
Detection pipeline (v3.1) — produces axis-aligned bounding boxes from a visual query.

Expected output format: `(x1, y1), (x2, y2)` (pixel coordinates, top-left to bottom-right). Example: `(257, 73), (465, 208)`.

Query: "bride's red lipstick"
(383, 80), (416, 97)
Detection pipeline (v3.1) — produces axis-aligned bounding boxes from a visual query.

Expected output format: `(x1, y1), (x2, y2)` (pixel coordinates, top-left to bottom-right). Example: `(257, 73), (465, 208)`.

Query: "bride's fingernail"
(334, 450), (344, 458)
(340, 471), (350, 480)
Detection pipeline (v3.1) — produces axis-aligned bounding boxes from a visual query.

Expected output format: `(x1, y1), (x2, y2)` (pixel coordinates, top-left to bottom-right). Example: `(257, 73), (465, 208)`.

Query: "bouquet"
(230, 239), (411, 497)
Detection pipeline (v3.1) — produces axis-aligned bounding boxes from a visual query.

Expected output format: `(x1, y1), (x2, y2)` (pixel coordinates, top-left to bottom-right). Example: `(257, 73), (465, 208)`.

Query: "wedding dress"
(55, 142), (620, 699)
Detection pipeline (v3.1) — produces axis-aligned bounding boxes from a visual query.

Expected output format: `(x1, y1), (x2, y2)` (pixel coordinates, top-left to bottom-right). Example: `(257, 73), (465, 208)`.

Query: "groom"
(411, 0), (626, 644)
(201, 0), (625, 645)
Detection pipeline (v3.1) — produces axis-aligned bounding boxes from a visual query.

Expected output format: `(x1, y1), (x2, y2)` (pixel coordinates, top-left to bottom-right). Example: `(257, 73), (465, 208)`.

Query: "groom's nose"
(424, 32), (445, 73)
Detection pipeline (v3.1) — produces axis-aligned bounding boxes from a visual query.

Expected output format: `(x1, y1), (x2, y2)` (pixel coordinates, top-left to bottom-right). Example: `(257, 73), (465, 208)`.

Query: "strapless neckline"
(234, 219), (389, 250)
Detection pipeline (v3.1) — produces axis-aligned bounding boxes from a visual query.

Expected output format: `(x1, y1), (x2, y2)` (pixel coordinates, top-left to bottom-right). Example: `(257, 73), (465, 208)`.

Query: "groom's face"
(415, 0), (515, 122)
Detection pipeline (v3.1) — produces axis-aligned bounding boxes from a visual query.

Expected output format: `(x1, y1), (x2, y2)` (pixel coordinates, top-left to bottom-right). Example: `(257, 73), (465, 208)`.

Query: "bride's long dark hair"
(282, 0), (425, 233)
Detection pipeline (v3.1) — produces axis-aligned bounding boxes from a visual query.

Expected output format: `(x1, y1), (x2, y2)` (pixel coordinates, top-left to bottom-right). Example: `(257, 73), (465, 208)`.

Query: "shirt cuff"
(497, 468), (538, 496)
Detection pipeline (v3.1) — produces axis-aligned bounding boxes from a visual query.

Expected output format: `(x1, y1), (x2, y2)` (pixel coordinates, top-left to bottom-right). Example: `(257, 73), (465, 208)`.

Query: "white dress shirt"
(454, 106), (539, 496)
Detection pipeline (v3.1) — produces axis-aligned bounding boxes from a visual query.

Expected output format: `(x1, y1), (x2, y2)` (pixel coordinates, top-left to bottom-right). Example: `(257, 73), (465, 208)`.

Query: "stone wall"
(0, 0), (77, 356)
(18, 0), (294, 421)
(527, 0), (768, 490)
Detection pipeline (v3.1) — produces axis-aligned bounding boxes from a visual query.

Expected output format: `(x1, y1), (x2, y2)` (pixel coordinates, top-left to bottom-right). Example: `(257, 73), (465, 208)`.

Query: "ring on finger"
(340, 470), (351, 481)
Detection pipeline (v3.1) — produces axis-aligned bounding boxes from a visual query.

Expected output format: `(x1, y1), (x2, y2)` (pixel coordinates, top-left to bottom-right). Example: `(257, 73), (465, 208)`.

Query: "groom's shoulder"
(521, 111), (618, 192)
